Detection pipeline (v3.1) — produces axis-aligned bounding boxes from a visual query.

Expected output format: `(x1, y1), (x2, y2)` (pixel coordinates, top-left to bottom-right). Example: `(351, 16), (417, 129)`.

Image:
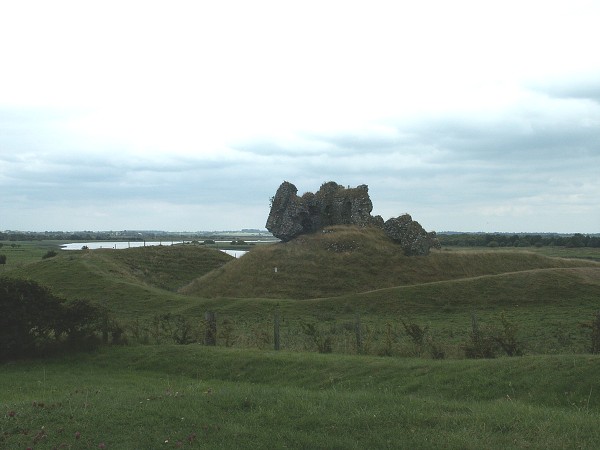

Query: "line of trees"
(438, 233), (600, 248)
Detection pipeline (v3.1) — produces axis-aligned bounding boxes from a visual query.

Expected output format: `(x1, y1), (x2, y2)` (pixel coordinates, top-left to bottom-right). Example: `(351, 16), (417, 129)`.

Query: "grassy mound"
(180, 225), (597, 299)
(9, 245), (232, 317)
(8, 235), (599, 355)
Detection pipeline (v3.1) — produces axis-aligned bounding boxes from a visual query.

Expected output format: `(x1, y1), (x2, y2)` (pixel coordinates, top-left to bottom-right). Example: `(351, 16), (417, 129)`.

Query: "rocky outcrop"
(383, 214), (441, 256)
(266, 180), (440, 255)
(266, 181), (377, 242)
(264, 181), (309, 242)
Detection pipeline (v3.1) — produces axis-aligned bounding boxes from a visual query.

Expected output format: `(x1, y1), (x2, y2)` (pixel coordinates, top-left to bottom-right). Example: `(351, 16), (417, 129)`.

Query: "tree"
(0, 277), (110, 361)
(0, 278), (64, 360)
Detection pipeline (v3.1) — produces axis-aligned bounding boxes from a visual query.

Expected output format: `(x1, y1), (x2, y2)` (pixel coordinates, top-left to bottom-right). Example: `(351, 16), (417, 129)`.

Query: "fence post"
(274, 309), (281, 351)
(204, 311), (217, 346)
(355, 313), (363, 354)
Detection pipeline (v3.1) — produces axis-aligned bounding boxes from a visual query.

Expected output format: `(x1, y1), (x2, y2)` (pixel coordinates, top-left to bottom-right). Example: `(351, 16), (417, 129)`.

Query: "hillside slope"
(180, 225), (598, 299)
(10, 245), (232, 316)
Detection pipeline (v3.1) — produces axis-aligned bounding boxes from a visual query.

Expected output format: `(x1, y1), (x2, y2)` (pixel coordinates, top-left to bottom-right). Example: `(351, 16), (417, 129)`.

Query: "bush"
(42, 250), (58, 259)
(0, 254), (6, 264)
(493, 312), (524, 356)
(0, 277), (64, 360)
(58, 299), (115, 349)
(401, 318), (428, 347)
(463, 312), (498, 359)
(300, 321), (333, 353)
(0, 277), (113, 360)
(581, 311), (600, 354)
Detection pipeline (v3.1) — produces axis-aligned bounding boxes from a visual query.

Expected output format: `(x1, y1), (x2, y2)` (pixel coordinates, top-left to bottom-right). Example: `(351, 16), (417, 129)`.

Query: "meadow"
(2, 226), (600, 448)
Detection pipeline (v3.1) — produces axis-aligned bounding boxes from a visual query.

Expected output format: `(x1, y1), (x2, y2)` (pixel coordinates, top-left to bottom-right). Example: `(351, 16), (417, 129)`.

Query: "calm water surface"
(60, 241), (247, 257)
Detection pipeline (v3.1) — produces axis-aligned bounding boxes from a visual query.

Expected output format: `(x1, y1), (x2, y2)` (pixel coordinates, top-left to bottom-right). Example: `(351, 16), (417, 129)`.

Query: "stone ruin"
(266, 181), (440, 255)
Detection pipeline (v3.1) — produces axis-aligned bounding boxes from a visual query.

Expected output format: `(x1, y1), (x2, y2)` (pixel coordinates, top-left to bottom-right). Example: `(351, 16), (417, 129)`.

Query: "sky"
(1, 1), (599, 233)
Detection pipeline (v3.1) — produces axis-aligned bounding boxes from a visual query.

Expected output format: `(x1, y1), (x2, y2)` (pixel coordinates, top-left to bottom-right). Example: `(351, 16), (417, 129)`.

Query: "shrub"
(0, 277), (113, 360)
(0, 277), (64, 360)
(463, 312), (498, 359)
(300, 321), (333, 353)
(581, 311), (600, 354)
(400, 318), (428, 347)
(493, 312), (524, 356)
(426, 335), (446, 359)
(42, 250), (58, 259)
(59, 299), (113, 350)
(0, 254), (6, 264)
(172, 315), (199, 345)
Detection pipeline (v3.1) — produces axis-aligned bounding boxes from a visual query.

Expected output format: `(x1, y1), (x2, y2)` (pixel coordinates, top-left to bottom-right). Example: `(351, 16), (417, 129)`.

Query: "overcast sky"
(1, 1), (599, 233)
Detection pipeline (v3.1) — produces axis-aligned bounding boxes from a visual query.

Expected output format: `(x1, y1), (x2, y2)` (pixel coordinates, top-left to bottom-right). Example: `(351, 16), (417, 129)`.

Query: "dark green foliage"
(0, 254), (6, 264)
(439, 232), (600, 249)
(493, 312), (524, 356)
(0, 277), (64, 360)
(128, 313), (201, 345)
(59, 299), (116, 349)
(401, 318), (428, 347)
(42, 250), (58, 259)
(300, 321), (333, 353)
(172, 315), (197, 345)
(464, 312), (498, 359)
(581, 311), (600, 354)
(463, 312), (524, 358)
(0, 277), (112, 360)
(426, 334), (446, 359)
(401, 318), (446, 359)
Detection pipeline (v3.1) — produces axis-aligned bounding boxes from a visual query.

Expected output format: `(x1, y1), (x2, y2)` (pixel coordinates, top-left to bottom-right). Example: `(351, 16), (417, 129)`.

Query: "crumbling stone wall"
(266, 180), (440, 255)
(266, 181), (378, 242)
(383, 214), (441, 256)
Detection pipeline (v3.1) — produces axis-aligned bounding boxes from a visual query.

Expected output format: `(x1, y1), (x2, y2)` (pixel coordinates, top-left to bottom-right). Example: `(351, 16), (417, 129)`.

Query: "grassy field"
(3, 228), (600, 448)
(6, 227), (600, 356)
(0, 240), (64, 270)
(3, 345), (600, 449)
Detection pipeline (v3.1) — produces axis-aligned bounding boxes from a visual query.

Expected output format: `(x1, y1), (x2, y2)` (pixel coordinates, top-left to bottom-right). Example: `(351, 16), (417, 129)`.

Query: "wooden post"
(204, 311), (217, 346)
(355, 313), (362, 354)
(274, 309), (281, 351)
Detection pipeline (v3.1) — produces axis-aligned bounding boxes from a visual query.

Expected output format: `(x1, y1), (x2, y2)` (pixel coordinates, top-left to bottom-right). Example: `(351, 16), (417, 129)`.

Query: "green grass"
(0, 240), (64, 272)
(6, 229), (600, 355)
(180, 226), (596, 299)
(3, 345), (600, 449)
(3, 232), (600, 448)
(8, 245), (232, 318)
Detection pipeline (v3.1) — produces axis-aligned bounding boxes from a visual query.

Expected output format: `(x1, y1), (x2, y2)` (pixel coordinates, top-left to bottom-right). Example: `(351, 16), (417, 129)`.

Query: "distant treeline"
(438, 233), (600, 248)
(0, 231), (139, 241)
(0, 230), (272, 242)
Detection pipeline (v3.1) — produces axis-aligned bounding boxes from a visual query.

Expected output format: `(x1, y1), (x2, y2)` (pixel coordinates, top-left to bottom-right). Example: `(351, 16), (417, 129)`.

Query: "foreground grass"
(2, 345), (600, 449)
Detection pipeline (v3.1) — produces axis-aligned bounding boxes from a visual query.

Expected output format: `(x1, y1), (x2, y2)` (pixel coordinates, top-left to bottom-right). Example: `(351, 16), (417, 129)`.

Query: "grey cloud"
(530, 74), (600, 104)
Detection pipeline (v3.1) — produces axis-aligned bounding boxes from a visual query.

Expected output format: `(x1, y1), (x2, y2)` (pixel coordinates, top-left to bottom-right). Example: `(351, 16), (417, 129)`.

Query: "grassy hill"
(180, 225), (597, 299)
(6, 229), (600, 355)
(8, 244), (232, 318)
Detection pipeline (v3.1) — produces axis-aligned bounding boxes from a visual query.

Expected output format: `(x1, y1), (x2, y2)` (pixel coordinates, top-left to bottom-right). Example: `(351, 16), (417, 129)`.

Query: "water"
(60, 241), (248, 257)
(60, 241), (184, 250)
